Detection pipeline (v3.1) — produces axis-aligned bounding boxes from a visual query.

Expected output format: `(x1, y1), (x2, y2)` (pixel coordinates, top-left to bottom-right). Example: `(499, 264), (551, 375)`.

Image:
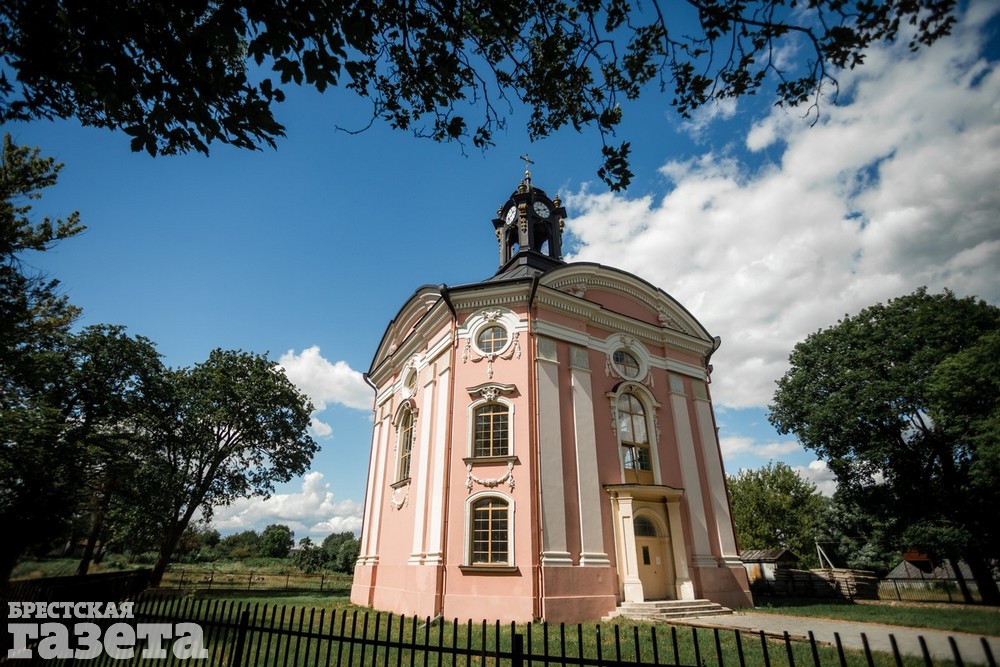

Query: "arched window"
(634, 516), (658, 537)
(617, 392), (653, 484)
(396, 409), (414, 482)
(470, 496), (509, 564)
(474, 402), (509, 457)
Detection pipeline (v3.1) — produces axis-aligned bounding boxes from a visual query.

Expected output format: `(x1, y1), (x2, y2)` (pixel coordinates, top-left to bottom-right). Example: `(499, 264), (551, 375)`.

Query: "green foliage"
(769, 288), (1000, 602)
(0, 1), (958, 190)
(219, 531), (264, 560)
(293, 537), (329, 574)
(259, 524), (295, 558)
(727, 462), (827, 567)
(133, 349), (317, 584)
(0, 134), (85, 580)
(322, 532), (360, 573)
(815, 493), (898, 576)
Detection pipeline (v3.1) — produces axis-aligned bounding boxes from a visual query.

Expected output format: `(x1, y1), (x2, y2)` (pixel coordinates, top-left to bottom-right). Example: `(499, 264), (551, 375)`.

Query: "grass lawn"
(752, 598), (1000, 636)
(136, 592), (964, 667)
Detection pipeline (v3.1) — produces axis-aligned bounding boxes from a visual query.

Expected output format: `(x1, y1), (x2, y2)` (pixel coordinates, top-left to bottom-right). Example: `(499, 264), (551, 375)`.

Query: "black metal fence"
(878, 577), (989, 604)
(158, 566), (353, 593)
(1, 569), (151, 605)
(6, 593), (995, 667)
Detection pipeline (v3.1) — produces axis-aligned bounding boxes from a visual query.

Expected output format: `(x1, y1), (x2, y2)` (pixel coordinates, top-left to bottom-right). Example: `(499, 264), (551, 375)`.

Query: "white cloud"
(210, 471), (363, 538)
(794, 460), (838, 497)
(681, 98), (738, 138)
(279, 346), (373, 436)
(720, 435), (801, 459)
(566, 5), (1000, 409)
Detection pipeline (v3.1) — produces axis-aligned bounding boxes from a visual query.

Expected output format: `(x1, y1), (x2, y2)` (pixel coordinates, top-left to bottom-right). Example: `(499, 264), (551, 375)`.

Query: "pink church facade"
(351, 174), (752, 622)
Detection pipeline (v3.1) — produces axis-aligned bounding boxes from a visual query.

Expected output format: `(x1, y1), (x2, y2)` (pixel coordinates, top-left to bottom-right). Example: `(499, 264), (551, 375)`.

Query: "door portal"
(633, 515), (672, 600)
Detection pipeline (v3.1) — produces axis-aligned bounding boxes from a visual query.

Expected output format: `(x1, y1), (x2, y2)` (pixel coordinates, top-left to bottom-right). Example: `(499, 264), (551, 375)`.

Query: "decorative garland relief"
(466, 460), (515, 492)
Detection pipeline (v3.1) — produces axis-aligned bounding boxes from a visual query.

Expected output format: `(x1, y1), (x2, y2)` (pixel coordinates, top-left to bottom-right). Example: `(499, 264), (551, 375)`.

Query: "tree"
(321, 532), (360, 573)
(0, 1), (957, 190)
(139, 349), (317, 585)
(727, 462), (828, 568)
(63, 324), (167, 575)
(769, 288), (1000, 603)
(293, 537), (330, 573)
(218, 530), (263, 560)
(0, 134), (84, 580)
(259, 523), (295, 558)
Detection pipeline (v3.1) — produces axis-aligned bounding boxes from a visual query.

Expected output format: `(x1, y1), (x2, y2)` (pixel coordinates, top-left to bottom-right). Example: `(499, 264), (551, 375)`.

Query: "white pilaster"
(409, 373), (436, 564)
(669, 374), (713, 563)
(424, 363), (451, 563)
(537, 337), (572, 566)
(571, 345), (611, 566)
(693, 384), (740, 561)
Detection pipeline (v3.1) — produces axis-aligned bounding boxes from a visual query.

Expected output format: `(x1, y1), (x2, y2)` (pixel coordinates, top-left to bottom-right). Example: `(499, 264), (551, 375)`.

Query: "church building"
(350, 170), (752, 622)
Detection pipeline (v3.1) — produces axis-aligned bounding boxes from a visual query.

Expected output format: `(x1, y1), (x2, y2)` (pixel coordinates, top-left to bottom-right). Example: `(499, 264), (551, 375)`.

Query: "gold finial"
(553, 194), (561, 207)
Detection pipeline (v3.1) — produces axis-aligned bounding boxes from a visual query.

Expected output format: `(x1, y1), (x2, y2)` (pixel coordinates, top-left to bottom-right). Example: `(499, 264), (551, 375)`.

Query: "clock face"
(533, 201), (551, 218)
(505, 206), (518, 223)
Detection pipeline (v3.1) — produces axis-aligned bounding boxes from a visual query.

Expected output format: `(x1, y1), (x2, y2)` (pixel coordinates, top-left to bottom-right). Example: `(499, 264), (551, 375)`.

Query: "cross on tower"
(519, 154), (534, 185)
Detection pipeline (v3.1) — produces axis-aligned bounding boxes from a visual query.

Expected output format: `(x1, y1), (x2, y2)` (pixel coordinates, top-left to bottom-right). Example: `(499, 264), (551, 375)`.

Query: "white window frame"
(601, 334), (651, 382)
(463, 491), (515, 567)
(606, 382), (662, 485)
(466, 395), (515, 459)
(392, 400), (418, 484)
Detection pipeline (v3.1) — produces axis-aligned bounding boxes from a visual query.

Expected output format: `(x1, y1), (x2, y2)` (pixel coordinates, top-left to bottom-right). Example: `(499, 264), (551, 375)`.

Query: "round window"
(476, 325), (509, 354)
(613, 350), (640, 378)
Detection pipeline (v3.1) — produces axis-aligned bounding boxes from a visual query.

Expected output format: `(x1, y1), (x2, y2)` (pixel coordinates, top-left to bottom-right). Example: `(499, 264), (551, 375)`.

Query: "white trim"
(391, 400), (417, 484)
(463, 491), (516, 567)
(533, 320), (710, 381)
(599, 333), (651, 383)
(466, 395), (516, 459)
(606, 383), (663, 485)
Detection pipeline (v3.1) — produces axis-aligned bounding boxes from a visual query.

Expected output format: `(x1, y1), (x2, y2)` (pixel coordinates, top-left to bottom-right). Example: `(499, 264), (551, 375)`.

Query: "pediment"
(539, 263), (713, 343)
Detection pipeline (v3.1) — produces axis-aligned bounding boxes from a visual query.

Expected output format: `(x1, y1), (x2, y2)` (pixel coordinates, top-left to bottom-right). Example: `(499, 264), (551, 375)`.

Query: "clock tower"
(492, 168), (567, 273)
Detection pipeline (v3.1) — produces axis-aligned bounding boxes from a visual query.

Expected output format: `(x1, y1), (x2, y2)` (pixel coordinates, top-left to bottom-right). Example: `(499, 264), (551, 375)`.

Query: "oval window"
(477, 325), (508, 354)
(613, 350), (640, 378)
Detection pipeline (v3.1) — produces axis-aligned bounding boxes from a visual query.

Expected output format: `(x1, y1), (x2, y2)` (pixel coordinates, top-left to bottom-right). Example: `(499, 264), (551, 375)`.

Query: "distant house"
(740, 549), (800, 584)
(885, 552), (976, 580)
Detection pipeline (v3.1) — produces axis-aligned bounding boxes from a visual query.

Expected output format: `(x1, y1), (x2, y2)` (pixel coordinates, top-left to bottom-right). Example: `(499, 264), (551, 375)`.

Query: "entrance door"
(634, 516), (672, 600)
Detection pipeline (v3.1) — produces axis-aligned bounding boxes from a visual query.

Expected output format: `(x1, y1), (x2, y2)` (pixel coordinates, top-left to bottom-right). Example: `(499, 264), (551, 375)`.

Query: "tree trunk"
(150, 524), (184, 587)
(76, 485), (110, 576)
(948, 557), (974, 604)
(966, 553), (1000, 605)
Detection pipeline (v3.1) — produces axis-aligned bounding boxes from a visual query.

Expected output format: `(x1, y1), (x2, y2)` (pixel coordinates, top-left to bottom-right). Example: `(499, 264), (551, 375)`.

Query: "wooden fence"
(159, 566), (353, 593)
(6, 592), (994, 667)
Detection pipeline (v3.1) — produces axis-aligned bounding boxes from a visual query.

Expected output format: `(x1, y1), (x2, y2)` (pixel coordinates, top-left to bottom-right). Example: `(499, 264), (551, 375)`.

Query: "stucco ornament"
(466, 460), (515, 492)
(479, 385), (501, 402)
(390, 482), (409, 510)
(658, 308), (692, 334)
(463, 330), (521, 379)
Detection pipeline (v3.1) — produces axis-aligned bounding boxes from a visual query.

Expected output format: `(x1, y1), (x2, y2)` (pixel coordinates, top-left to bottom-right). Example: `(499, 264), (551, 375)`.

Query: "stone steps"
(604, 599), (733, 622)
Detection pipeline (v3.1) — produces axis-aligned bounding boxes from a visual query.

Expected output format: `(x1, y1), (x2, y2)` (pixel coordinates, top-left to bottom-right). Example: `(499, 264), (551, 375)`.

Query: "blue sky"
(9, 3), (999, 540)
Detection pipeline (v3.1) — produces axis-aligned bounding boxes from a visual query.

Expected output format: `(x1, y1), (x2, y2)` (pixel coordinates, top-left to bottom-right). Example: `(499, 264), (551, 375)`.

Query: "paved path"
(673, 612), (1000, 665)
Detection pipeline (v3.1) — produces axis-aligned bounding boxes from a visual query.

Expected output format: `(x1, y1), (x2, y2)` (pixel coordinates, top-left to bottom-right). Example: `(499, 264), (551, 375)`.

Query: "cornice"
(534, 288), (713, 357)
